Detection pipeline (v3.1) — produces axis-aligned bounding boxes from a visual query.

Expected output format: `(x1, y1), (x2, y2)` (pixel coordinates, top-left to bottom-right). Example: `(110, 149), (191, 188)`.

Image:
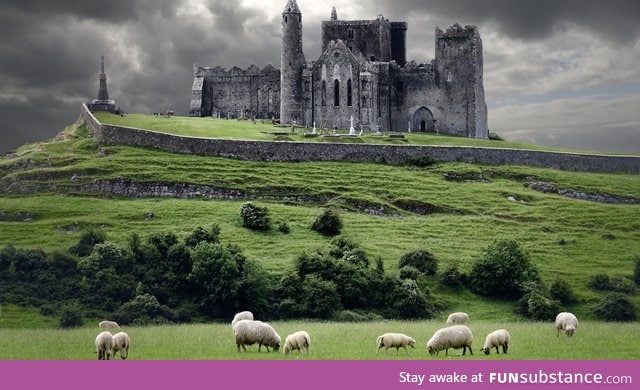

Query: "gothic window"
(348, 29), (354, 39)
(447, 71), (452, 83)
(370, 56), (376, 62)
(347, 79), (352, 107)
(285, 16), (288, 23)
(321, 81), (326, 106)
(334, 79), (340, 107)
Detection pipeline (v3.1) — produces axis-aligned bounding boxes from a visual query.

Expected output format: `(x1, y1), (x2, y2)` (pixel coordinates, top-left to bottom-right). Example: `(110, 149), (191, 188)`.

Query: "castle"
(189, 0), (488, 138)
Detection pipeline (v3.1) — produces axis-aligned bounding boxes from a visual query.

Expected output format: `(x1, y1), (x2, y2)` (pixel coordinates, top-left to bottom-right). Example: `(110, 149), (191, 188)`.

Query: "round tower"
(280, 0), (306, 124)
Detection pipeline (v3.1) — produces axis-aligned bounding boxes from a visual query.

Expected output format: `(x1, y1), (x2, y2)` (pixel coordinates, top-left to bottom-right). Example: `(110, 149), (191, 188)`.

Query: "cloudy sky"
(1, 0), (639, 154)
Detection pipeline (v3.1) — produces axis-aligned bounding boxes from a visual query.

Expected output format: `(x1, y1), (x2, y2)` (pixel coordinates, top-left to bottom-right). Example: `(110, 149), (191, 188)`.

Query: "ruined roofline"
(321, 18), (403, 27)
(193, 63), (279, 77)
(436, 23), (480, 39)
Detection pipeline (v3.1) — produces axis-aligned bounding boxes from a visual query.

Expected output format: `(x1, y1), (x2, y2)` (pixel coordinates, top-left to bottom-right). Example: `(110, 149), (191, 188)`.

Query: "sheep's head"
(408, 338), (416, 348)
(427, 345), (436, 355)
(273, 343), (280, 351)
(482, 347), (490, 355)
(565, 327), (575, 337)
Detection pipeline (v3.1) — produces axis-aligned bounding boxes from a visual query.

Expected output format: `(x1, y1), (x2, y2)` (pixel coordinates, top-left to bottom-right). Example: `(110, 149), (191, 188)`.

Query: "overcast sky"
(1, 0), (639, 154)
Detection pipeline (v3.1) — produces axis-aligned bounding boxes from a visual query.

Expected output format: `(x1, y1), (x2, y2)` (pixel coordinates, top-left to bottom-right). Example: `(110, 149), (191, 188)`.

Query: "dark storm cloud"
(370, 0), (640, 42)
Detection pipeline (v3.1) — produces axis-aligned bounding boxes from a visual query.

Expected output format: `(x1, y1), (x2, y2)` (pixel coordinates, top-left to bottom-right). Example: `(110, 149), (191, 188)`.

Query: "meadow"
(0, 319), (637, 360)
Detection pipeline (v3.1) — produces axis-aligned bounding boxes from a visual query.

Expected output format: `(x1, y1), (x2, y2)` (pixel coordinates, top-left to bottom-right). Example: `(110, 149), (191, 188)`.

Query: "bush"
(526, 292), (562, 321)
(240, 203), (271, 231)
(301, 275), (342, 319)
(388, 279), (431, 319)
(185, 225), (220, 248)
(592, 292), (637, 322)
(58, 303), (85, 329)
(588, 274), (612, 291)
(634, 256), (640, 286)
(69, 228), (106, 257)
(610, 276), (636, 295)
(399, 265), (420, 280)
(311, 209), (343, 236)
(549, 279), (576, 305)
(331, 310), (383, 322)
(114, 293), (174, 325)
(277, 221), (290, 234)
(468, 239), (539, 299)
(439, 262), (464, 288)
(398, 250), (438, 276)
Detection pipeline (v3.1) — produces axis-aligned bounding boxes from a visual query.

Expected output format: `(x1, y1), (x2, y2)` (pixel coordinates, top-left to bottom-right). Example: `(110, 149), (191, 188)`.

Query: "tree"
(468, 239), (539, 299)
(69, 228), (106, 257)
(240, 203), (271, 231)
(311, 209), (343, 236)
(398, 249), (438, 276)
(592, 292), (637, 322)
(301, 275), (342, 319)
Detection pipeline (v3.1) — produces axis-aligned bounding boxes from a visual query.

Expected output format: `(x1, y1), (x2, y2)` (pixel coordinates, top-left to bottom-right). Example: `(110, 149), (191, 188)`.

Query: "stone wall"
(80, 104), (640, 174)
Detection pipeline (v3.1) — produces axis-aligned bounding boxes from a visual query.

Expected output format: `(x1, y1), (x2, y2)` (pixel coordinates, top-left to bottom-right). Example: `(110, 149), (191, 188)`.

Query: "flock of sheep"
(93, 311), (579, 359)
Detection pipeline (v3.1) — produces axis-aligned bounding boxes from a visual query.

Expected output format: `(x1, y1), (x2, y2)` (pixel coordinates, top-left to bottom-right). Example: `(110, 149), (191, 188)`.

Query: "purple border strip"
(1, 360), (637, 390)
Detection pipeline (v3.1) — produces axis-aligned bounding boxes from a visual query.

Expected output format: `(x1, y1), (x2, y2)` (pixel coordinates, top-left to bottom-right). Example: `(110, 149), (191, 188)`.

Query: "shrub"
(388, 279), (431, 319)
(592, 292), (637, 322)
(69, 228), (106, 257)
(58, 303), (85, 329)
(301, 275), (342, 319)
(588, 274), (612, 291)
(439, 262), (464, 288)
(398, 250), (438, 276)
(114, 293), (174, 325)
(526, 292), (562, 321)
(399, 265), (420, 280)
(468, 239), (539, 299)
(549, 279), (576, 305)
(311, 209), (343, 236)
(277, 221), (290, 234)
(610, 276), (636, 295)
(634, 256), (640, 286)
(240, 202), (271, 231)
(185, 224), (220, 248)
(331, 310), (383, 322)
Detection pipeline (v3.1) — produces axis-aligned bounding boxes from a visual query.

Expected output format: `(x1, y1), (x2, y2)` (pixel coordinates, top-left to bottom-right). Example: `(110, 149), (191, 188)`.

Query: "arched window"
(321, 81), (326, 106)
(334, 79), (340, 107)
(347, 79), (352, 107)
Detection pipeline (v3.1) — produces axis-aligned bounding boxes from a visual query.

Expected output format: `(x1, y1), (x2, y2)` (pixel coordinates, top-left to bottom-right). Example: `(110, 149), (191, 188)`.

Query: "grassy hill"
(1, 115), (639, 326)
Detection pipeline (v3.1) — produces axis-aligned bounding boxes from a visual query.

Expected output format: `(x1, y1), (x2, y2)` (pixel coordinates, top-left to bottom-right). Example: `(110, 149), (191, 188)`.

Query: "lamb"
(481, 329), (510, 355)
(283, 331), (311, 356)
(427, 325), (473, 356)
(446, 312), (469, 325)
(233, 319), (281, 352)
(98, 320), (120, 330)
(95, 331), (114, 360)
(112, 332), (130, 360)
(555, 312), (578, 337)
(376, 333), (416, 355)
(231, 311), (254, 327)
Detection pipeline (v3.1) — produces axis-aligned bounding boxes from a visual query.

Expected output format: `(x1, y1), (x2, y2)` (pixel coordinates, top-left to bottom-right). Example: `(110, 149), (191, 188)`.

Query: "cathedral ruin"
(189, 0), (488, 138)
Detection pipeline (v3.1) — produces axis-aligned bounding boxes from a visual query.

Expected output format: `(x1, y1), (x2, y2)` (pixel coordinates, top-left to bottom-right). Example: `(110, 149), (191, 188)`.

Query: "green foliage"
(526, 292), (562, 321)
(58, 303), (85, 329)
(387, 279), (432, 319)
(69, 228), (106, 257)
(549, 278), (576, 305)
(589, 274), (636, 294)
(311, 208), (343, 236)
(302, 275), (342, 319)
(592, 293), (637, 322)
(468, 239), (539, 299)
(439, 262), (464, 288)
(185, 224), (220, 248)
(398, 249), (438, 276)
(114, 293), (174, 325)
(277, 220), (290, 234)
(329, 237), (369, 267)
(404, 155), (437, 168)
(331, 310), (383, 322)
(634, 256), (640, 286)
(589, 274), (612, 291)
(399, 265), (420, 280)
(240, 202), (271, 231)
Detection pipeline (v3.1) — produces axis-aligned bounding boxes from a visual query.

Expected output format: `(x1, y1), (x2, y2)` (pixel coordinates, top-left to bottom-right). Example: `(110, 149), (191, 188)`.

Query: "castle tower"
(98, 55), (110, 101)
(280, 0), (306, 124)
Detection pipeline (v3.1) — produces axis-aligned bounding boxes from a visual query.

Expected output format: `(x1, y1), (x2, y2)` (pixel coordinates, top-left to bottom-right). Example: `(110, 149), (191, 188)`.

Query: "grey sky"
(1, 0), (639, 154)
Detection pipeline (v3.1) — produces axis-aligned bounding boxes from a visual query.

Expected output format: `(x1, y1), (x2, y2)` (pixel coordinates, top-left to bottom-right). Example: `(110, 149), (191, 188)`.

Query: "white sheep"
(427, 325), (473, 356)
(231, 311), (254, 327)
(376, 333), (416, 355)
(233, 319), (281, 352)
(112, 331), (130, 360)
(98, 320), (120, 330)
(555, 312), (578, 337)
(283, 331), (311, 356)
(95, 331), (114, 360)
(481, 329), (510, 355)
(446, 312), (469, 325)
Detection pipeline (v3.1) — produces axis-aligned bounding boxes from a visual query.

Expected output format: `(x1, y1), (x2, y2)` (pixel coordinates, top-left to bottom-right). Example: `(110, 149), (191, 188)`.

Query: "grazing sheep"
(481, 329), (510, 355)
(555, 312), (578, 337)
(95, 331), (114, 360)
(98, 320), (120, 330)
(231, 311), (254, 327)
(376, 333), (416, 355)
(112, 332), (130, 360)
(283, 331), (311, 356)
(427, 325), (473, 356)
(446, 312), (469, 325)
(233, 320), (281, 352)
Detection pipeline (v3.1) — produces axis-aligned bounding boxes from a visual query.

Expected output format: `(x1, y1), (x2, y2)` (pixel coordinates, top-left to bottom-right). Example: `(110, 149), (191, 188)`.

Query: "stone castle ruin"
(190, 0), (487, 138)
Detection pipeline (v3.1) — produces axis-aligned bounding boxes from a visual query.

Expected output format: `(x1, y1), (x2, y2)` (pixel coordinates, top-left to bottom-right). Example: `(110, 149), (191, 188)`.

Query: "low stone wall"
(80, 104), (640, 173)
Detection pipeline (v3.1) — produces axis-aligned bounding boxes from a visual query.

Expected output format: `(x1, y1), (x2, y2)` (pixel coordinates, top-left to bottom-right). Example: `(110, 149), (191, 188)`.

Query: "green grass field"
(1, 117), (639, 329)
(0, 319), (636, 360)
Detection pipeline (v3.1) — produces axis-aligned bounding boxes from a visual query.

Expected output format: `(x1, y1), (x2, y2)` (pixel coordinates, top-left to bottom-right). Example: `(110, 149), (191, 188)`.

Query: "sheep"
(446, 312), (469, 325)
(283, 331), (311, 356)
(95, 331), (114, 360)
(427, 325), (473, 356)
(111, 332), (130, 360)
(481, 329), (510, 355)
(233, 319), (281, 352)
(555, 312), (578, 337)
(376, 333), (416, 355)
(231, 311), (254, 327)
(98, 320), (120, 330)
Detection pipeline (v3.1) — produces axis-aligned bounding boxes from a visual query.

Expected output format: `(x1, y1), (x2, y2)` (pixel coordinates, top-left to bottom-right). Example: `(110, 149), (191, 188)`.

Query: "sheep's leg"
(503, 344), (508, 354)
(495, 346), (500, 354)
(468, 346), (473, 355)
(404, 346), (409, 355)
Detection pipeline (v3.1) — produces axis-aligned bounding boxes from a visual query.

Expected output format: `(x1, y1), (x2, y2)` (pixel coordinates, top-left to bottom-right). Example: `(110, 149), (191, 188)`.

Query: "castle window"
(285, 16), (288, 23)
(347, 79), (352, 107)
(334, 79), (340, 106)
(348, 29), (354, 39)
(321, 81), (326, 106)
(447, 71), (452, 83)
(370, 56), (376, 62)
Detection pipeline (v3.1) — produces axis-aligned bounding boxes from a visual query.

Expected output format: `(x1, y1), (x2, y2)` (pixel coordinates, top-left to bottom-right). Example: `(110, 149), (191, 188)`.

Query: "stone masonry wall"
(80, 104), (640, 174)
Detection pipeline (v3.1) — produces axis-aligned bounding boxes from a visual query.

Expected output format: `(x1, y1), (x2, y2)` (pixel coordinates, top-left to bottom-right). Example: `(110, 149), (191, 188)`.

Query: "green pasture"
(0, 320), (636, 360)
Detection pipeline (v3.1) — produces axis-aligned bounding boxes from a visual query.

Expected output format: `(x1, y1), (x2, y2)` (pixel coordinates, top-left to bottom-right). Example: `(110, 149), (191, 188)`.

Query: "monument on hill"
(87, 55), (117, 113)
